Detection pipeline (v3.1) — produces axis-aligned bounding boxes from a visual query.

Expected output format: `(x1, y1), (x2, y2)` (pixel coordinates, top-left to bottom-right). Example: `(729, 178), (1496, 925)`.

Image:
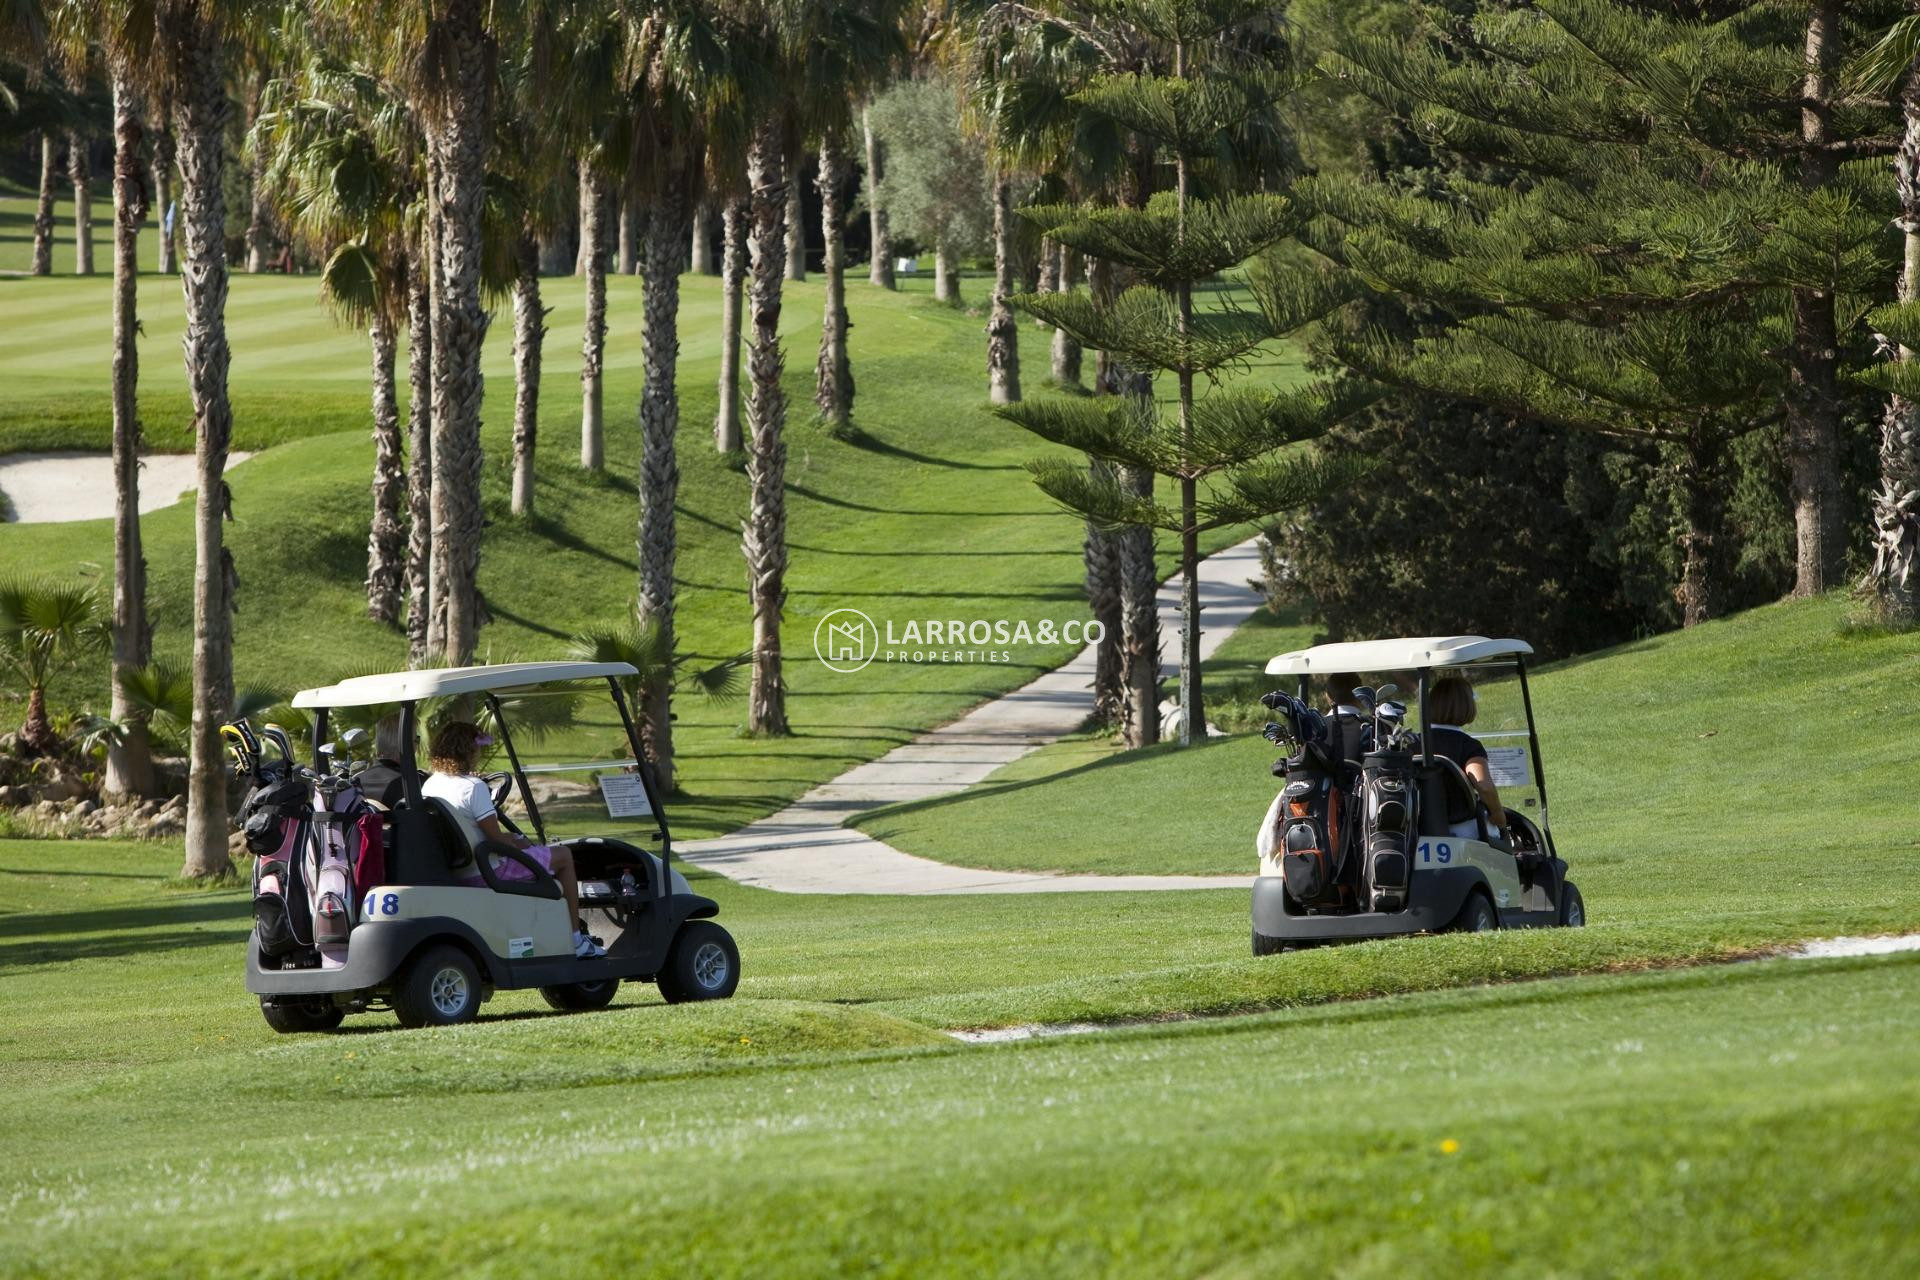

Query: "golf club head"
(340, 727), (368, 752)
(1259, 690), (1287, 711)
(1353, 685), (1377, 713)
(261, 723), (295, 764)
(1375, 682), (1399, 701)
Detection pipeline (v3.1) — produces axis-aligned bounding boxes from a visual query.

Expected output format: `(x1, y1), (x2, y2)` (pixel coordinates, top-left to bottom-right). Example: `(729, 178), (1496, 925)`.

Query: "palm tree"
(154, 119), (178, 273)
(862, 101), (893, 288)
(252, 56), (419, 626)
(984, 171), (1020, 403)
(743, 107), (792, 735)
(715, 191), (748, 451)
(1851, 12), (1920, 625)
(156, 0), (243, 879)
(0, 577), (104, 759)
(32, 131), (56, 274)
(569, 618), (744, 789)
(67, 125), (91, 274)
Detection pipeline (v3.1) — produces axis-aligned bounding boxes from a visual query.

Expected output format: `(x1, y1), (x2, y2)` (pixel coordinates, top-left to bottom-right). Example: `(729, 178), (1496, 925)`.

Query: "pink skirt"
(458, 845), (558, 887)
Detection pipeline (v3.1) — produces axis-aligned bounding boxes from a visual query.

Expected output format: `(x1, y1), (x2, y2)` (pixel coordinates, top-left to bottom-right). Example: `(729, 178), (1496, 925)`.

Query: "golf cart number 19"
(1414, 840), (1455, 868)
(362, 892), (401, 917)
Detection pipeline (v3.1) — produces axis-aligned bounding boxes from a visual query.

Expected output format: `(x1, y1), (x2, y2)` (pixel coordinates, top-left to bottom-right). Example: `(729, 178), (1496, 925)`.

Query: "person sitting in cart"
(1322, 672), (1370, 764)
(1425, 675), (1507, 841)
(423, 720), (605, 958)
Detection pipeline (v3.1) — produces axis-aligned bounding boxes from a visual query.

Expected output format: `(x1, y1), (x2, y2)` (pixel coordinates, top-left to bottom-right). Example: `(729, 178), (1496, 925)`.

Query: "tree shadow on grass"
(0, 895), (247, 941)
(0, 924), (243, 971)
(0, 865), (168, 881)
(836, 427), (1022, 473)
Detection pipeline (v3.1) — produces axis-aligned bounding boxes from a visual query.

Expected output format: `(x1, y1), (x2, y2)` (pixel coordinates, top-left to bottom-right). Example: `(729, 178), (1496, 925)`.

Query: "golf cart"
(241, 661), (738, 1031)
(1252, 636), (1583, 953)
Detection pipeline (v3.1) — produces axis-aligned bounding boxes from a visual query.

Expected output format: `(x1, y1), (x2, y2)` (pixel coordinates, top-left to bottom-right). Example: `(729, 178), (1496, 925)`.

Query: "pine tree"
(995, 0), (1372, 745)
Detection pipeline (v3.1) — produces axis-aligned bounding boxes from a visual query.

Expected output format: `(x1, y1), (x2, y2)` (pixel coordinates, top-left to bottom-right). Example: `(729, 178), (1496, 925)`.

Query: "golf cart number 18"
(1414, 841), (1455, 868)
(362, 892), (401, 917)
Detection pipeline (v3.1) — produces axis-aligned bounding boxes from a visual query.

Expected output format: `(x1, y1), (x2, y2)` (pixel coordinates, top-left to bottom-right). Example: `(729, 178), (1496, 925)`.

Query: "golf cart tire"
(392, 943), (483, 1028)
(1253, 928), (1286, 957)
(259, 996), (345, 1034)
(1449, 891), (1498, 934)
(1559, 882), (1586, 927)
(656, 921), (740, 1004)
(540, 979), (621, 1012)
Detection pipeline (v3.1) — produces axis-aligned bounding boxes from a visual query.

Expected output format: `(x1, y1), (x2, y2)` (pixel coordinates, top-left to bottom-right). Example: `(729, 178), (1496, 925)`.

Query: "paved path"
(0, 451), (253, 524)
(679, 537), (1267, 894)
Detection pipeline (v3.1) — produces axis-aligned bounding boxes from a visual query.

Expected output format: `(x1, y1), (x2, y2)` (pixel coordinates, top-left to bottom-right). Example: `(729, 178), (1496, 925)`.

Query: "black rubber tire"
(1559, 882), (1586, 927)
(1252, 928), (1287, 957)
(656, 921), (740, 1004)
(260, 997), (345, 1034)
(1449, 891), (1498, 934)
(392, 944), (482, 1029)
(540, 978), (621, 1012)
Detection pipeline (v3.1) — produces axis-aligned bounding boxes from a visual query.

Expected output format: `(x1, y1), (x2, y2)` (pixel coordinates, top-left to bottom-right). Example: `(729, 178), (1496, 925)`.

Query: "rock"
(161, 795), (185, 814)
(73, 798), (99, 817)
(137, 799), (162, 818)
(33, 776), (83, 803)
(0, 785), (17, 806)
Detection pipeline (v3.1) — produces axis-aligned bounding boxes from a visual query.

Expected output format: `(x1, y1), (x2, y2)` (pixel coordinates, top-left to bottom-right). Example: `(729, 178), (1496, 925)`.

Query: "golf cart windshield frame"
(305, 673), (674, 853)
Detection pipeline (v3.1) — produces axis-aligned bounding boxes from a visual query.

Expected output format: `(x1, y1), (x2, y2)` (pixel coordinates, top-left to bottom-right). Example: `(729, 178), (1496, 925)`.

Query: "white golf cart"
(1253, 636), (1583, 952)
(244, 661), (738, 1030)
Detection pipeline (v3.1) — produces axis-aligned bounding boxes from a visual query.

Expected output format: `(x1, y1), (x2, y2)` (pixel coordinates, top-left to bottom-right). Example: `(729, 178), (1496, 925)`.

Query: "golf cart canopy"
(1264, 636), (1534, 677)
(291, 661), (639, 709)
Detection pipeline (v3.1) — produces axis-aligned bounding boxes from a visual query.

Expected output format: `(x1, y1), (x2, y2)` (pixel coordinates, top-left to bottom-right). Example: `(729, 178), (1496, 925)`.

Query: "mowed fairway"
(1, 837), (1916, 1278)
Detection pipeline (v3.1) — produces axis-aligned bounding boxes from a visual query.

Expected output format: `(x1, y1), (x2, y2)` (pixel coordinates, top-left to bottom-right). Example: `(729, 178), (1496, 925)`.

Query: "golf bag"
(1357, 748), (1418, 912)
(240, 771), (313, 959)
(1276, 761), (1351, 907)
(305, 781), (386, 966)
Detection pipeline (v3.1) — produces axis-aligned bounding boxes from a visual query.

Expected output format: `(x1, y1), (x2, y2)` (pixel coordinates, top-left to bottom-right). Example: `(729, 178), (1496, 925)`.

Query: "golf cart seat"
(402, 797), (563, 900)
(1420, 756), (1510, 850)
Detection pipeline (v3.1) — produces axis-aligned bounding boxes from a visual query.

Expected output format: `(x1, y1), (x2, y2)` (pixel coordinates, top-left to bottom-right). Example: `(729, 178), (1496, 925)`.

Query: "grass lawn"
(2, 836), (1916, 1276)
(0, 194), (1302, 838)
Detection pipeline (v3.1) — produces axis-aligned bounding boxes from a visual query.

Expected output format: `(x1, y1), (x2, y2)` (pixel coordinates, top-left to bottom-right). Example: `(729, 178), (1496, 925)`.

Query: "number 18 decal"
(362, 891), (402, 917)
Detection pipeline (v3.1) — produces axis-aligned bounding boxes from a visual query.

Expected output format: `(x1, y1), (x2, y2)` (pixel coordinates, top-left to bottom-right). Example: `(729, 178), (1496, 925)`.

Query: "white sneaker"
(573, 931), (605, 959)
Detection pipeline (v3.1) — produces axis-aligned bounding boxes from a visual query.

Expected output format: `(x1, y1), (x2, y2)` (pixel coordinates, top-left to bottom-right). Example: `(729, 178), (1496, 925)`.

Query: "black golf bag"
(1276, 762), (1351, 907)
(239, 769), (314, 960)
(1357, 747), (1419, 912)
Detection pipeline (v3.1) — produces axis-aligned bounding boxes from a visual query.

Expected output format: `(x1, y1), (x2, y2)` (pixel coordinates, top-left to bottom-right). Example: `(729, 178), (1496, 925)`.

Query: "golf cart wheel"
(392, 944), (482, 1029)
(259, 996), (345, 1034)
(1559, 882), (1586, 928)
(1252, 929), (1287, 957)
(656, 922), (740, 1004)
(540, 979), (621, 1012)
(1449, 891), (1498, 934)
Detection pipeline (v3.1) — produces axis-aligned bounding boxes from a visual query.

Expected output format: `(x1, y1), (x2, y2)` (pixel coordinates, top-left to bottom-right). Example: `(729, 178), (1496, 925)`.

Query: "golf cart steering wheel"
(483, 771), (514, 811)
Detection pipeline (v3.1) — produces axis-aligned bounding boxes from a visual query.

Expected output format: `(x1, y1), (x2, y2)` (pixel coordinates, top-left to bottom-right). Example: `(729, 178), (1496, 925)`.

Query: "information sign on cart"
(597, 771), (653, 818)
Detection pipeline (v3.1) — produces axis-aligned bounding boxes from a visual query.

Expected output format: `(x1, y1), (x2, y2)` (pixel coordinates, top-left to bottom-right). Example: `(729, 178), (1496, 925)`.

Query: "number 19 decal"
(1415, 840), (1454, 867)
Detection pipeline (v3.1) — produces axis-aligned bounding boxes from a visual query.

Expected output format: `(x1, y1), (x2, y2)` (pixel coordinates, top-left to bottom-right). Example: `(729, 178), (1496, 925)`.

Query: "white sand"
(0, 451), (253, 524)
(1790, 934), (1920, 959)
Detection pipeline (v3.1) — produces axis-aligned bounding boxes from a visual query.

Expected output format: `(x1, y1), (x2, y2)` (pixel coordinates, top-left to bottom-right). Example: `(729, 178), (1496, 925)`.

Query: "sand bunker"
(0, 451), (253, 523)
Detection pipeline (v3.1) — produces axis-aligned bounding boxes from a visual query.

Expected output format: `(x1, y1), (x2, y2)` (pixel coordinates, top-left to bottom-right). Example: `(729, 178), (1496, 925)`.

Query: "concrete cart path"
(678, 537), (1267, 894)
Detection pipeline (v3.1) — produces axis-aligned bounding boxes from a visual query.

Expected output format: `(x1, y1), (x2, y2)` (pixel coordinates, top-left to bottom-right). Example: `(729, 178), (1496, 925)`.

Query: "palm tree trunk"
(716, 196), (746, 453)
(580, 168), (608, 471)
(1787, 1), (1844, 596)
(934, 237), (960, 304)
(20, 686), (59, 758)
(68, 131), (93, 276)
(105, 72), (154, 800)
(155, 125), (178, 275)
(575, 164), (590, 276)
(815, 134), (853, 432)
(1052, 244), (1082, 386)
(1173, 129), (1200, 745)
(366, 310), (406, 625)
(1084, 462), (1123, 729)
(163, 1), (236, 879)
(1034, 234), (1057, 326)
(422, 0), (492, 667)
(1088, 253), (1159, 745)
(405, 244), (434, 666)
(32, 133), (56, 276)
(864, 105), (894, 290)
(639, 173), (690, 791)
(690, 199), (716, 275)
(511, 229), (545, 517)
(244, 74), (272, 273)
(987, 177), (1021, 405)
(1868, 65), (1920, 625)
(746, 122), (791, 736)
(784, 159), (807, 283)
(618, 190), (639, 276)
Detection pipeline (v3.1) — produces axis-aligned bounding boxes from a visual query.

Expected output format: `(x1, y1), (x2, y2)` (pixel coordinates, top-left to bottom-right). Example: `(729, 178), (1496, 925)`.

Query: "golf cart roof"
(1264, 636), (1533, 676)
(290, 661), (638, 709)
